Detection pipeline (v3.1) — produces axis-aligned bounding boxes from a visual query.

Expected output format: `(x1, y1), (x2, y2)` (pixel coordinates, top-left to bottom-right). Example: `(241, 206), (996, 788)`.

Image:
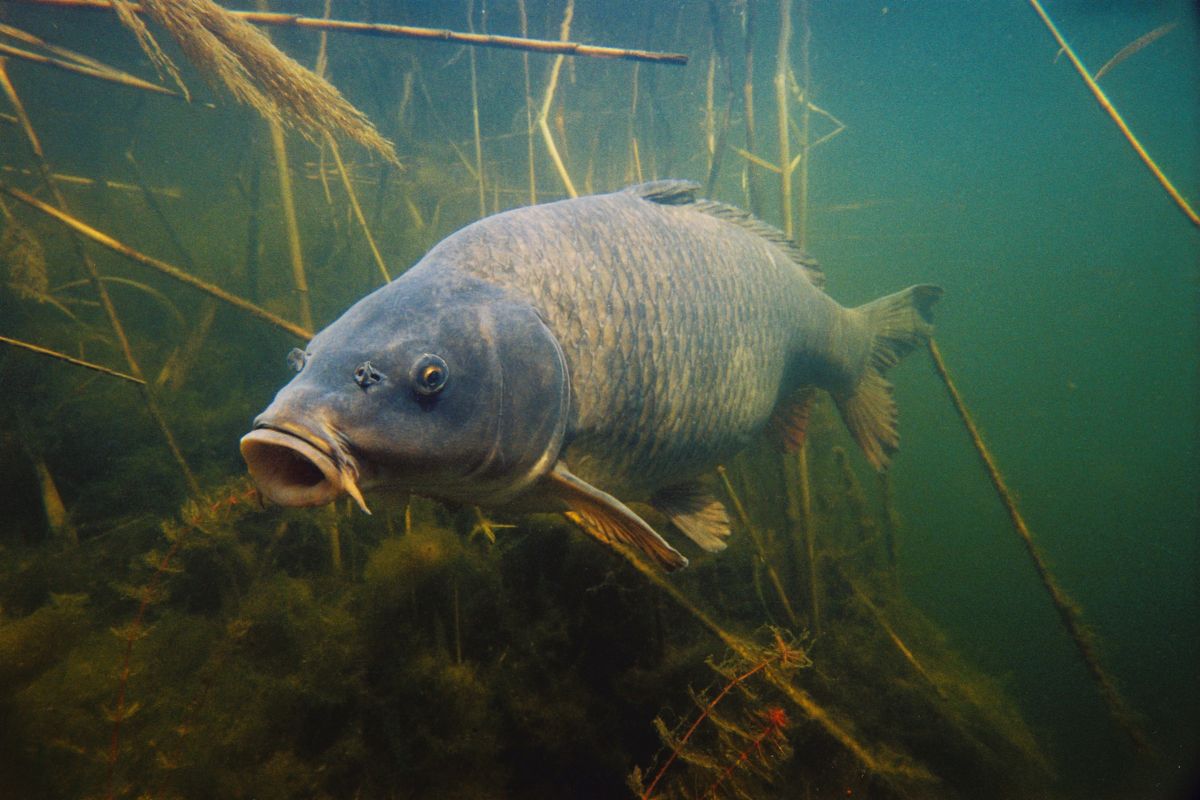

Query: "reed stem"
(1025, 0), (1198, 228)
(927, 338), (1150, 754)
(536, 0), (577, 198)
(327, 134), (390, 283)
(848, 579), (943, 697)
(716, 465), (798, 628)
(0, 165), (179, 197)
(0, 38), (178, 97)
(267, 119), (314, 332)
(773, 0), (793, 239)
(14, 0), (688, 66)
(467, 0), (486, 218)
(125, 149), (218, 390)
(740, 0), (761, 215)
(0, 60), (199, 495)
(517, 0), (536, 205)
(795, 0), (811, 248)
(796, 449), (819, 636)
(628, 62), (643, 184)
(0, 184), (312, 339)
(0, 333), (144, 384)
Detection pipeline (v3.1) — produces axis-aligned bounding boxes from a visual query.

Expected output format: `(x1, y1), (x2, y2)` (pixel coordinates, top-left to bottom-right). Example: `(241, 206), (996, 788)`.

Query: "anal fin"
(546, 462), (687, 571)
(651, 482), (731, 553)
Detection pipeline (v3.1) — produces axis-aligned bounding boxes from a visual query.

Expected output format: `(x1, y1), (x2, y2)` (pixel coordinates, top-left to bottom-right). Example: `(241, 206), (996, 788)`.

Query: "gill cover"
(456, 287), (570, 505)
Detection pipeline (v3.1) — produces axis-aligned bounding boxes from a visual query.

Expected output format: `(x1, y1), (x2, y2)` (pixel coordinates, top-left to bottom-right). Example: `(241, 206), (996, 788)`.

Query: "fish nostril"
(353, 360), (383, 389)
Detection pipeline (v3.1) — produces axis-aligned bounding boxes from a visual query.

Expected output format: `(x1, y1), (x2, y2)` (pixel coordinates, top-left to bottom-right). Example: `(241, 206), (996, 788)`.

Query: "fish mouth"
(239, 424), (371, 514)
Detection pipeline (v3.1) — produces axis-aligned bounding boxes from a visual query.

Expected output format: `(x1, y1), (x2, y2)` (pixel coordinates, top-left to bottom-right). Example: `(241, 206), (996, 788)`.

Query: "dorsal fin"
(625, 180), (825, 289)
(626, 179), (702, 205)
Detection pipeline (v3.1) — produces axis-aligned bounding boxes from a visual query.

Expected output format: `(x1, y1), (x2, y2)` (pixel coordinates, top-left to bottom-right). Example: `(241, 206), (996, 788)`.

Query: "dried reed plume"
(112, 0), (399, 166)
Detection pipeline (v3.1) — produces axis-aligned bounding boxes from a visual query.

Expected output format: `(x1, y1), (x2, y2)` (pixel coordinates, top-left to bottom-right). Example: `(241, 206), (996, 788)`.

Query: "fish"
(240, 181), (941, 570)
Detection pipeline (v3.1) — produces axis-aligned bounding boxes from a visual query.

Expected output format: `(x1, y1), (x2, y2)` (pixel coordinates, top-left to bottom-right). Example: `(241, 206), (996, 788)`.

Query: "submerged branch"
(11, 0), (688, 66)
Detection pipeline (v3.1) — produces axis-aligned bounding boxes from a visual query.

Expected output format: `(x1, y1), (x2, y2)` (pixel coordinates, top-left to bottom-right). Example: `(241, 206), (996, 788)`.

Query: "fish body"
(241, 181), (941, 569)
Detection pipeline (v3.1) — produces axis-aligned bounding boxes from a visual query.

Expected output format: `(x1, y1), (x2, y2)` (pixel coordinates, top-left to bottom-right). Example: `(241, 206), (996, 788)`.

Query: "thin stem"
(0, 333), (144, 384)
(0, 183), (312, 339)
(774, 0), (792, 239)
(467, 0), (486, 218)
(716, 465), (798, 628)
(327, 134), (390, 283)
(927, 338), (1150, 754)
(1025, 0), (1198, 228)
(536, 0), (577, 198)
(267, 120), (313, 331)
(0, 39), (178, 96)
(795, 0), (811, 248)
(0, 59), (199, 494)
(517, 0), (536, 204)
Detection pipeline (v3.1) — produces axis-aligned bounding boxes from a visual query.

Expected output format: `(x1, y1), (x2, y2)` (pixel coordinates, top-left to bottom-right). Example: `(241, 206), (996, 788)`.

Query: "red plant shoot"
(640, 630), (805, 800)
(704, 706), (791, 799)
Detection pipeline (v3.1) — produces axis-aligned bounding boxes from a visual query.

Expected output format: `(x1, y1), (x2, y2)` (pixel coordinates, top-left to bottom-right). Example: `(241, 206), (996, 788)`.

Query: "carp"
(241, 181), (941, 570)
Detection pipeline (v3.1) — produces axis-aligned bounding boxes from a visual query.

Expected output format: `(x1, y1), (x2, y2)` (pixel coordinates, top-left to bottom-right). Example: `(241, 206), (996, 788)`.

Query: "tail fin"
(835, 285), (942, 470)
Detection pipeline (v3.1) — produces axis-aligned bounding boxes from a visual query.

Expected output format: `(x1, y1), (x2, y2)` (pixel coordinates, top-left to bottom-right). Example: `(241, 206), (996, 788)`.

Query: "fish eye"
(287, 348), (307, 373)
(410, 353), (448, 396)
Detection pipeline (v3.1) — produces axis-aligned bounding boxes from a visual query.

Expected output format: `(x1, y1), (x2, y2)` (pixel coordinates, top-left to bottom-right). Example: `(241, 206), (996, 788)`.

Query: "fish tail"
(835, 285), (942, 469)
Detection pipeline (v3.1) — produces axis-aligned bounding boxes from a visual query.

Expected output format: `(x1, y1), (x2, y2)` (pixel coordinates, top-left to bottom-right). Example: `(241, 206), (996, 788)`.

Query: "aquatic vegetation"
(0, 215), (48, 299)
(634, 629), (809, 800)
(0, 2), (1191, 798)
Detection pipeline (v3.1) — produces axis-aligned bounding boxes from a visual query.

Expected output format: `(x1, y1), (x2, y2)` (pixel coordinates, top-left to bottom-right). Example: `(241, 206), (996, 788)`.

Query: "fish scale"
(431, 188), (808, 495)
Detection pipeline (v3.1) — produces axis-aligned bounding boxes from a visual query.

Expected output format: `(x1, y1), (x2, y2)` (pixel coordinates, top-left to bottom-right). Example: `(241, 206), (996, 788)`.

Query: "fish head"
(240, 274), (569, 512)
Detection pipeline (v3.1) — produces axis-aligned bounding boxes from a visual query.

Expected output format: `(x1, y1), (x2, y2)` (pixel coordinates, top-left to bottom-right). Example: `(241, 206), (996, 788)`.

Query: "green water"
(0, 1), (1196, 798)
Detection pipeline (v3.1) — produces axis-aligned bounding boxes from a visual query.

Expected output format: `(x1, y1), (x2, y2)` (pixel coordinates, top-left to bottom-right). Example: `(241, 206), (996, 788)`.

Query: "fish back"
(411, 182), (837, 493)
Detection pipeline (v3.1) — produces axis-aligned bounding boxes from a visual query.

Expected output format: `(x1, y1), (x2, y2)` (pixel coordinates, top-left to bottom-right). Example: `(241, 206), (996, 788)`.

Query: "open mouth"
(240, 425), (370, 513)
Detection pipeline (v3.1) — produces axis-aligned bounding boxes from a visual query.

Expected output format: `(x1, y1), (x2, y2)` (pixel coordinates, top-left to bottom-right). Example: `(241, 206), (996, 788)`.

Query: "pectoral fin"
(546, 462), (688, 571)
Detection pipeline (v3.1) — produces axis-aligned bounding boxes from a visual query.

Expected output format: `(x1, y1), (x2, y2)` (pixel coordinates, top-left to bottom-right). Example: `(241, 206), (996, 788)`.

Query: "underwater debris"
(1093, 21), (1178, 82)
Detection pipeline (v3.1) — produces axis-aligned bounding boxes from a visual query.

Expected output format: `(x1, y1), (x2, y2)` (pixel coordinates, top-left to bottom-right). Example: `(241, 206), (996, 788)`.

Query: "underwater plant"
(633, 628), (809, 800)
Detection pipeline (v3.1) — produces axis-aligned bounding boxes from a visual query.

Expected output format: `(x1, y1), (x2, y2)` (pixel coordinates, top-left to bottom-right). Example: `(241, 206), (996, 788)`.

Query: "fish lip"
(240, 423), (358, 509)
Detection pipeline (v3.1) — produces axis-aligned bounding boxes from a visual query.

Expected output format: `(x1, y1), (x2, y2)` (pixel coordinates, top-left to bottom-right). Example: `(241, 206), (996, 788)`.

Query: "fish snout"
(240, 424), (371, 514)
